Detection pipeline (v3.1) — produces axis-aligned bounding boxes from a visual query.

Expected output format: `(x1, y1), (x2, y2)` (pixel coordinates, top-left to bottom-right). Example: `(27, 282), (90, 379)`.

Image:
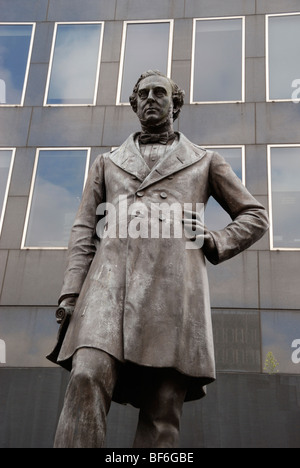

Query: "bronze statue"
(48, 70), (269, 448)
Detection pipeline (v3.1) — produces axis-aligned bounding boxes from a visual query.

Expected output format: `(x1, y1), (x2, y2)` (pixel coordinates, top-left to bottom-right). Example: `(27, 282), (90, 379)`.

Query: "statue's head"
(129, 70), (185, 129)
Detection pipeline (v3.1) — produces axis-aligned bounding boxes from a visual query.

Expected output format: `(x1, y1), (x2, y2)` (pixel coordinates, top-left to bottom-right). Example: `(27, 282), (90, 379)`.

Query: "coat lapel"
(109, 133), (151, 182)
(138, 133), (206, 191)
(109, 133), (207, 189)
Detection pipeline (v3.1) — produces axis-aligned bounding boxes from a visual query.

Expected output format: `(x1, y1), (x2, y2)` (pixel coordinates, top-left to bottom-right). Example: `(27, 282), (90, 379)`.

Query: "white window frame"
(0, 148), (16, 236)
(205, 145), (246, 184)
(267, 144), (300, 251)
(21, 147), (91, 250)
(191, 16), (245, 105)
(266, 12), (300, 103)
(44, 22), (104, 107)
(116, 19), (174, 106)
(0, 22), (36, 107)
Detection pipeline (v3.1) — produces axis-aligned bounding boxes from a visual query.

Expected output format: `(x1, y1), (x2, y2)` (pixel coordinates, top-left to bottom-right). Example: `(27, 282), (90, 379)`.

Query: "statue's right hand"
(56, 297), (77, 324)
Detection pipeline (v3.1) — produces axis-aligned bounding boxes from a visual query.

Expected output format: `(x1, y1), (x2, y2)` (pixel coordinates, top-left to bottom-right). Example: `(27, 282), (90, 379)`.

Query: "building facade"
(0, 0), (300, 448)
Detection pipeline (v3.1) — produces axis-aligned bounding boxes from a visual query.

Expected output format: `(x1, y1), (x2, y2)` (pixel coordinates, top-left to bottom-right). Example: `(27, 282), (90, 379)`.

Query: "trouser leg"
(132, 368), (188, 448)
(54, 348), (119, 448)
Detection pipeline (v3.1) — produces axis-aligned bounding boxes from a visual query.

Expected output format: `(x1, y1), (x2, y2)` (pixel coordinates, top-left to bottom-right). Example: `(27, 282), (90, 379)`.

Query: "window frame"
(0, 22), (36, 107)
(21, 147), (91, 250)
(0, 148), (16, 236)
(266, 12), (300, 103)
(116, 19), (174, 106)
(267, 144), (300, 251)
(191, 16), (245, 105)
(44, 21), (105, 107)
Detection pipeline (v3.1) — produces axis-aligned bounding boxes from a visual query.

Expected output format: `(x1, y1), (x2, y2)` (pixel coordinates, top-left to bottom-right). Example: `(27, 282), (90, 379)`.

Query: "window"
(44, 22), (104, 106)
(22, 148), (90, 249)
(266, 13), (300, 102)
(261, 310), (300, 374)
(0, 23), (35, 106)
(268, 145), (300, 250)
(117, 20), (174, 105)
(205, 147), (245, 231)
(191, 17), (245, 103)
(0, 149), (15, 235)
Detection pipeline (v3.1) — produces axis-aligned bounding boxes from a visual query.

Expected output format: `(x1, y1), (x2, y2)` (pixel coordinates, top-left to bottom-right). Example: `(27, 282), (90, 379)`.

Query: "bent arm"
(203, 151), (269, 265)
(58, 155), (105, 303)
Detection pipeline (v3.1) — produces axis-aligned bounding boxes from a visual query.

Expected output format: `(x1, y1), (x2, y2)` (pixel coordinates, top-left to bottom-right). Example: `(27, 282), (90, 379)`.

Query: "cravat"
(139, 131), (176, 145)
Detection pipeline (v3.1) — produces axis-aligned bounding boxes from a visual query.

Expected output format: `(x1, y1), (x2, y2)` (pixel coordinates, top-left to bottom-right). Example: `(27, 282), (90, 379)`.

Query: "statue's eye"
(138, 90), (148, 99)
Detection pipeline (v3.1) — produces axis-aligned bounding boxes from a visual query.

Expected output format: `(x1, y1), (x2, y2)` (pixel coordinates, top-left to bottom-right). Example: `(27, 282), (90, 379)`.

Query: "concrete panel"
(245, 15), (265, 58)
(256, 103), (300, 144)
(245, 145), (268, 196)
(0, 108), (31, 147)
(0, 0), (48, 21)
(207, 251), (259, 309)
(246, 57), (266, 103)
(179, 104), (255, 146)
(115, 0), (185, 20)
(47, 0), (116, 21)
(28, 107), (105, 147)
(185, 0), (255, 18)
(101, 21), (123, 63)
(30, 22), (55, 64)
(173, 19), (193, 61)
(0, 250), (68, 306)
(24, 64), (49, 107)
(171, 60), (191, 104)
(102, 106), (139, 147)
(0, 307), (57, 367)
(259, 251), (300, 310)
(8, 148), (36, 197)
(97, 62), (120, 106)
(0, 251), (8, 295)
(256, 0), (300, 14)
(0, 197), (27, 249)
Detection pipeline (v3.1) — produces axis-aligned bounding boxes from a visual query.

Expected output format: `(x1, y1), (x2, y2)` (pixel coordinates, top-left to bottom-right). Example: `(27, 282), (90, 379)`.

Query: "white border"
(205, 145), (246, 184)
(266, 12), (300, 103)
(116, 19), (174, 105)
(191, 16), (245, 104)
(44, 22), (105, 107)
(21, 147), (91, 250)
(0, 148), (16, 235)
(0, 23), (36, 107)
(267, 144), (300, 251)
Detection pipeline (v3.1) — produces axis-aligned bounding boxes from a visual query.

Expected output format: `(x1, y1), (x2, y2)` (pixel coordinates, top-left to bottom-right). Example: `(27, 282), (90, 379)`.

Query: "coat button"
(160, 192), (168, 199)
(136, 191), (145, 197)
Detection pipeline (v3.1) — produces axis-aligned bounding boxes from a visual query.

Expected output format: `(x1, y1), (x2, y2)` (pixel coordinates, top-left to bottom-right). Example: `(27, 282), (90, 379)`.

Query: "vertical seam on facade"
(0, 250), (9, 301)
(26, 107), (34, 147)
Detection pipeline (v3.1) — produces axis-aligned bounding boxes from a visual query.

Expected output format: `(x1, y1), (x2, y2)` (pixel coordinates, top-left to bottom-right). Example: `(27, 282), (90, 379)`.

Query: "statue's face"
(136, 75), (173, 127)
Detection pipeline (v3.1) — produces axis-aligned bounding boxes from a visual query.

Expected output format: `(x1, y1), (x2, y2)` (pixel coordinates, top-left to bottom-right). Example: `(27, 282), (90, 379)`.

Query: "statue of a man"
(48, 70), (269, 448)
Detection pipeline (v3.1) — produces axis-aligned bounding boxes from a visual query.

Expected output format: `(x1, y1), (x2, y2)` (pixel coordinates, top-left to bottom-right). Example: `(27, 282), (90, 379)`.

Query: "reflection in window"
(0, 149), (15, 234)
(45, 23), (103, 105)
(267, 14), (300, 101)
(192, 17), (244, 103)
(23, 149), (90, 248)
(0, 23), (35, 105)
(118, 21), (173, 104)
(205, 147), (244, 231)
(269, 146), (300, 249)
(261, 310), (300, 374)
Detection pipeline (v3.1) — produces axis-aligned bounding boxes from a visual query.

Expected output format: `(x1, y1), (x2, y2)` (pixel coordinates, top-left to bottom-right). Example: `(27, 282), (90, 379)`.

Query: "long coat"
(48, 133), (269, 406)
